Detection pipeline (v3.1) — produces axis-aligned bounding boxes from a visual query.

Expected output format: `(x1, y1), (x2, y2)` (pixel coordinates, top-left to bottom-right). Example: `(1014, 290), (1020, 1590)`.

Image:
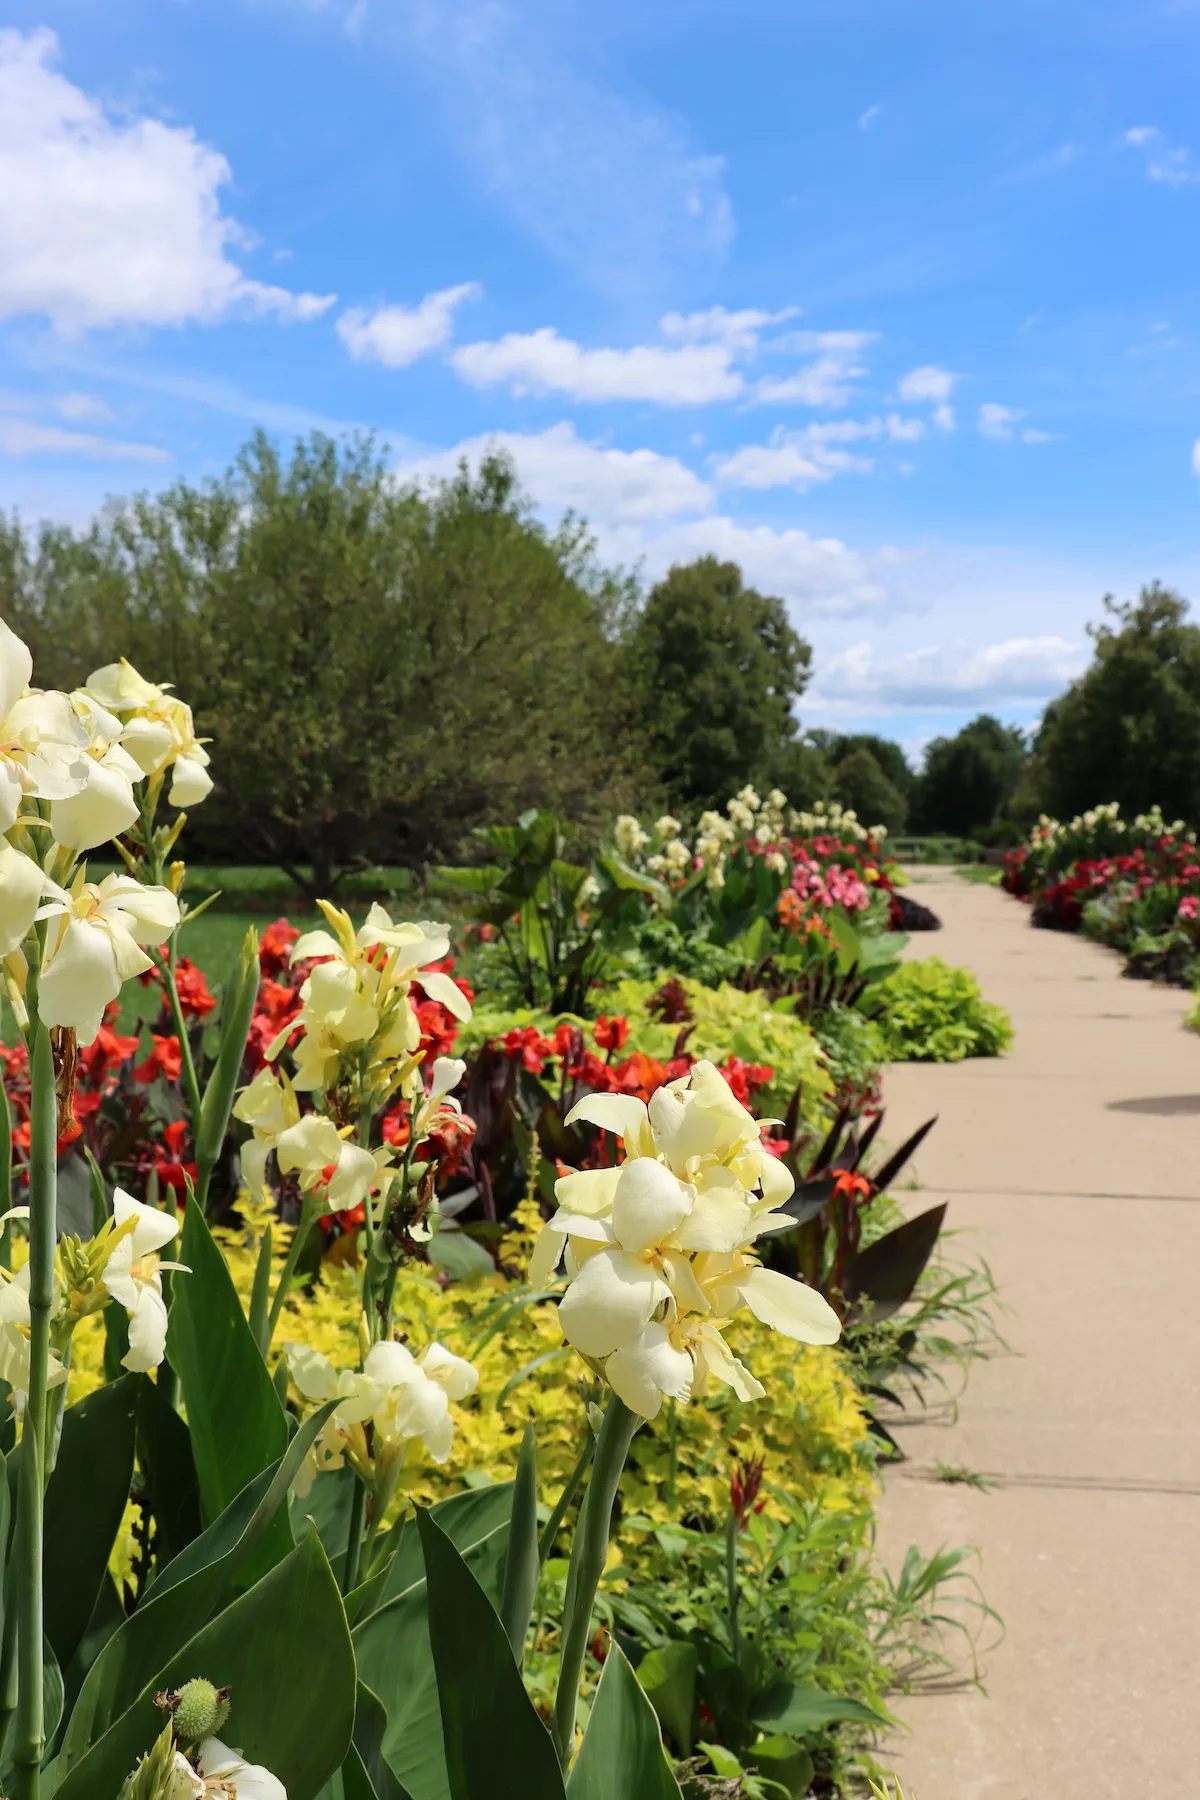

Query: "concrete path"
(874, 868), (1200, 1800)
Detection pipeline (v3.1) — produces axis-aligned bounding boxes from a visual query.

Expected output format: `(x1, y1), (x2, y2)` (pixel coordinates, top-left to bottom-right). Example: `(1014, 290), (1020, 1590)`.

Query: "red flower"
(592, 1014), (629, 1053)
(259, 917), (301, 978)
(730, 1455), (766, 1530)
(135, 1033), (183, 1085)
(831, 1169), (873, 1205)
(718, 1057), (774, 1105)
(79, 1021), (139, 1085)
(173, 957), (217, 1020)
(153, 1119), (197, 1194)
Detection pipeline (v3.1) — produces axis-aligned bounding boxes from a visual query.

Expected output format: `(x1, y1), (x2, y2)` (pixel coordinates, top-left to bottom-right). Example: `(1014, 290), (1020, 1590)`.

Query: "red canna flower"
(730, 1456), (766, 1530)
(592, 1014), (629, 1053)
(135, 1033), (184, 1085)
(831, 1169), (873, 1205)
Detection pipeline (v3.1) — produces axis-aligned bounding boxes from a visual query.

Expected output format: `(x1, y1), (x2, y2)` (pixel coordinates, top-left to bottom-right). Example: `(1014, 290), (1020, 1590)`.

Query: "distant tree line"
(3, 430), (1196, 879)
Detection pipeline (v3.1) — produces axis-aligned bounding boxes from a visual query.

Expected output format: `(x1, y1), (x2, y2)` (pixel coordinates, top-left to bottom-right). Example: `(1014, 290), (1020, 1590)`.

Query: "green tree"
(1035, 584), (1200, 822)
(629, 556), (812, 810)
(4, 435), (646, 892)
(915, 714), (1026, 836)
(830, 746), (908, 832)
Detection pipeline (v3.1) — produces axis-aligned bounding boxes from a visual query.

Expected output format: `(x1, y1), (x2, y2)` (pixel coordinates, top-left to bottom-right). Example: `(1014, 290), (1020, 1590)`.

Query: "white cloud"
(337, 283), (480, 367)
(1192, 438), (1200, 479)
(1124, 125), (1199, 187)
(817, 634), (1086, 707)
(0, 28), (335, 333)
(401, 0), (732, 297)
(858, 105), (882, 130)
(608, 516), (901, 617)
(660, 305), (798, 353)
(752, 333), (875, 408)
(450, 328), (743, 404)
(898, 364), (955, 404)
(713, 416), (922, 491)
(0, 417), (169, 462)
(978, 402), (1021, 439)
(396, 422), (714, 522)
(0, 390), (112, 422)
(932, 404), (956, 431)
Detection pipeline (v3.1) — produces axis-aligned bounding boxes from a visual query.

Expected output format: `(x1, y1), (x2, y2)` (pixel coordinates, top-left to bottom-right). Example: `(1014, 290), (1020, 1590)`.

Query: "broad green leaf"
(750, 1682), (885, 1735)
(353, 1485), (514, 1800)
(166, 1196), (288, 1525)
(499, 1427), (538, 1665)
(61, 1405), (333, 1770)
(135, 1373), (201, 1572)
(52, 1529), (354, 1800)
(290, 1461), (359, 1587)
(44, 1375), (138, 1670)
(416, 1508), (565, 1800)
(353, 1684), (416, 1800)
(634, 1641), (698, 1757)
(748, 1734), (814, 1800)
(568, 1643), (682, 1800)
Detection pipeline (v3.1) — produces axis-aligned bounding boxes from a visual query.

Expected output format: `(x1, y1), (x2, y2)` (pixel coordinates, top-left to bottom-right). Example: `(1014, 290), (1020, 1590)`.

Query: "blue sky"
(3, 0), (1200, 758)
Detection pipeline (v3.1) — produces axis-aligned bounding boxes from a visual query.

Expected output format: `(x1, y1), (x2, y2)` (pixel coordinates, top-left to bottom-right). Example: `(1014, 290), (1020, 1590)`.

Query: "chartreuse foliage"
(870, 959), (1013, 1062)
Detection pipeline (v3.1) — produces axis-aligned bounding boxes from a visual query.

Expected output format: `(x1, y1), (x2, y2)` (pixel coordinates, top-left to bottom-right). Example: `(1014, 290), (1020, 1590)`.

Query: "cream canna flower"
(49, 692), (143, 851)
(0, 1264), (69, 1398)
(100, 1189), (187, 1371)
(36, 871), (179, 1043)
(410, 1055), (468, 1143)
(193, 1739), (287, 1799)
(232, 1067), (301, 1193)
(85, 659), (213, 807)
(0, 618), (90, 832)
(0, 841), (48, 955)
(273, 1113), (389, 1213)
(531, 1060), (840, 1419)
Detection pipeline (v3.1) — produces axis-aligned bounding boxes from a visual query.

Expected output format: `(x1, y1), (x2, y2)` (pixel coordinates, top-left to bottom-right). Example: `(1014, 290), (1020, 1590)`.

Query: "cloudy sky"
(3, 0), (1200, 754)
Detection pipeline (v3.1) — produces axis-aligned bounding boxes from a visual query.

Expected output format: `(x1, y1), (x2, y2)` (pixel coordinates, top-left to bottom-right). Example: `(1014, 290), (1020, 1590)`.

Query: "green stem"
(551, 1396), (639, 1765)
(537, 1433), (595, 1564)
(43, 1340), (72, 1481)
(156, 948), (203, 1134)
(11, 1025), (57, 1799)
(725, 1510), (740, 1667)
(0, 1082), (11, 1274)
(266, 1192), (319, 1344)
(665, 1398), (678, 1515)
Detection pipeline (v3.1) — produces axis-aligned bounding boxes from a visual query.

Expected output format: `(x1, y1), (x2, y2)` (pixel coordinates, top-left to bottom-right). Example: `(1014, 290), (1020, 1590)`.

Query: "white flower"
(0, 842), (47, 955)
(0, 620), (90, 833)
(232, 1067), (301, 1193)
(528, 1063), (839, 1418)
(0, 1264), (68, 1397)
(85, 659), (213, 807)
(36, 873), (179, 1043)
(411, 1055), (468, 1142)
(765, 850), (788, 875)
(195, 1738), (287, 1799)
(49, 692), (143, 852)
(273, 1114), (389, 1213)
(654, 815), (681, 839)
(614, 814), (649, 858)
(101, 1189), (186, 1371)
(287, 1338), (478, 1490)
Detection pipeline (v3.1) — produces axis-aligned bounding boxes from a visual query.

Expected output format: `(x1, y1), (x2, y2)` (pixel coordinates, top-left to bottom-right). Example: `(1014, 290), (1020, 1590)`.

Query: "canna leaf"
(135, 1370), (201, 1572)
(499, 1426), (539, 1666)
(166, 1196), (288, 1527)
(845, 1204), (948, 1323)
(633, 1641), (698, 1758)
(568, 1642), (683, 1800)
(44, 1374), (138, 1671)
(416, 1508), (565, 1800)
(750, 1681), (886, 1735)
(195, 928), (260, 1183)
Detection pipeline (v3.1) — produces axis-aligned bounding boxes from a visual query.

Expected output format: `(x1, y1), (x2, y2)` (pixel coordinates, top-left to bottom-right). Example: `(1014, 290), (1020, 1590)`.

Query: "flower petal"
(113, 1188), (180, 1257)
(737, 1266), (842, 1344)
(605, 1321), (693, 1419)
(690, 1322), (765, 1401)
(552, 1167), (620, 1216)
(558, 1246), (670, 1359)
(419, 1342), (479, 1401)
(121, 1283), (169, 1371)
(562, 1093), (650, 1150)
(38, 918), (119, 1032)
(49, 759), (139, 852)
(417, 970), (472, 1022)
(287, 1343), (340, 1403)
(0, 843), (46, 956)
(0, 619), (33, 726)
(611, 1158), (693, 1253)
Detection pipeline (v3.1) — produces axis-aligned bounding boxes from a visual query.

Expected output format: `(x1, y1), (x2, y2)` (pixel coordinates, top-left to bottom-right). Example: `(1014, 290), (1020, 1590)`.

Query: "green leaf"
(60, 1404), (333, 1769)
(634, 1641), (698, 1757)
(166, 1196), (288, 1525)
(499, 1427), (538, 1666)
(195, 927), (260, 1179)
(52, 1528), (355, 1800)
(845, 1204), (948, 1324)
(750, 1682), (885, 1735)
(248, 1223), (273, 1358)
(426, 1225), (495, 1282)
(747, 1735), (814, 1800)
(416, 1508), (565, 1800)
(290, 1462), (360, 1587)
(44, 1374), (138, 1670)
(353, 1684), (416, 1800)
(135, 1372), (201, 1572)
(569, 1643), (682, 1799)
(352, 1485), (514, 1800)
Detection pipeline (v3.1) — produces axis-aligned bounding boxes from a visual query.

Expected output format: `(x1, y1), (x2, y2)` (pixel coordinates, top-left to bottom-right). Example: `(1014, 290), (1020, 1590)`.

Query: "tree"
(629, 556), (812, 810)
(4, 436), (647, 891)
(915, 714), (1026, 836)
(1035, 585), (1200, 822)
(831, 747), (908, 833)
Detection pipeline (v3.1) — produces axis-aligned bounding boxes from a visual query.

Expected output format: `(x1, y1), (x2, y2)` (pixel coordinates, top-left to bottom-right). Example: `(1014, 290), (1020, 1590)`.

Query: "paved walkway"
(874, 868), (1200, 1800)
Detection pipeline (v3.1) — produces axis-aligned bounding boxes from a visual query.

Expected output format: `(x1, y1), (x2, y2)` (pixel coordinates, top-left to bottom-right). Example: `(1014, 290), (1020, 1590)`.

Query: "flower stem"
(265, 1191), (319, 1345)
(725, 1509), (741, 1667)
(551, 1396), (639, 1765)
(342, 1476), (366, 1596)
(156, 946), (203, 1135)
(11, 1024), (57, 1799)
(537, 1433), (595, 1564)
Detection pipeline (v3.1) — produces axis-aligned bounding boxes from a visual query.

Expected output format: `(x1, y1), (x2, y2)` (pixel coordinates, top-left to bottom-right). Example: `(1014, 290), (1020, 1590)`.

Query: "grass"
(932, 1463), (998, 1491)
(953, 865), (1004, 886)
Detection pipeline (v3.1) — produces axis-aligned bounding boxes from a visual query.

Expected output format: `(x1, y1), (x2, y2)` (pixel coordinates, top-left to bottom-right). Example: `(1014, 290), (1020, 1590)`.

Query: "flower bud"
(170, 1678), (230, 1742)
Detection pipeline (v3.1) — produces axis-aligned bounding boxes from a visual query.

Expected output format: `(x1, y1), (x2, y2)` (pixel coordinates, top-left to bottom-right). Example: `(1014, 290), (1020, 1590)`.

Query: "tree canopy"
(914, 714), (1026, 836)
(628, 555), (812, 811)
(1033, 585), (1200, 824)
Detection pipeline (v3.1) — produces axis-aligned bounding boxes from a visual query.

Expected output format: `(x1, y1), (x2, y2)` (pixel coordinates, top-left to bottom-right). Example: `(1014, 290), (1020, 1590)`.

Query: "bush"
(871, 958), (1013, 1062)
